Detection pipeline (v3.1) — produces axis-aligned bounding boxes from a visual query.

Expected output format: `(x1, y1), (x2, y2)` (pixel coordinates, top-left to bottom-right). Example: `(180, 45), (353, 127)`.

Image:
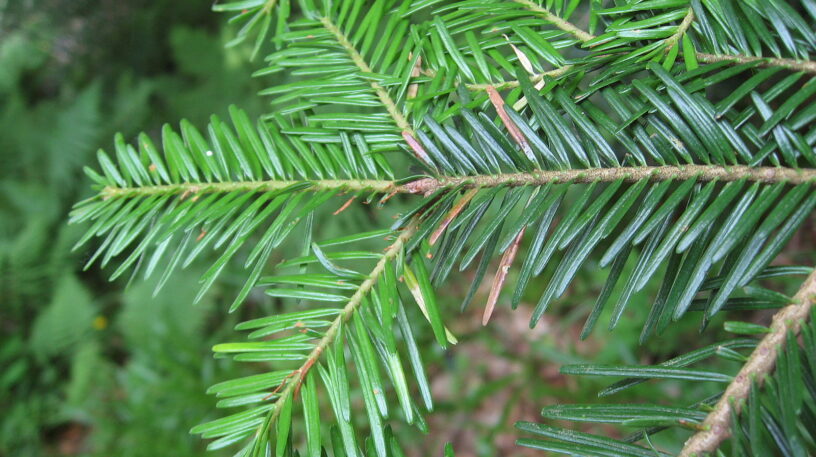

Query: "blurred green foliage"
(0, 1), (262, 455)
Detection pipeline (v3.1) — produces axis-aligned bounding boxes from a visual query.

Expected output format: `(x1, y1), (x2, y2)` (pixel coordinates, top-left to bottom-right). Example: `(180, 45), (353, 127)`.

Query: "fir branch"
(319, 16), (413, 134)
(260, 219), (418, 430)
(98, 165), (816, 200)
(76, 2), (816, 454)
(679, 268), (816, 456)
(511, 1), (816, 75)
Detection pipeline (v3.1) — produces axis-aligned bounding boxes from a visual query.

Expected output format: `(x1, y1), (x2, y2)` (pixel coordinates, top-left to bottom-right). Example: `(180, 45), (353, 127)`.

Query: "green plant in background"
(0, 2), (267, 455)
(69, 0), (815, 456)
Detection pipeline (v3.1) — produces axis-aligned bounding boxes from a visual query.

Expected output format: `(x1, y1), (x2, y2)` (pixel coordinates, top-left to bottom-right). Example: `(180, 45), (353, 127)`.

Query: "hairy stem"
(404, 166), (816, 192)
(512, 0), (595, 42)
(679, 268), (816, 456)
(319, 16), (413, 133)
(696, 52), (816, 75)
(100, 165), (816, 199)
(100, 179), (397, 198)
(664, 8), (695, 52)
(262, 220), (418, 427)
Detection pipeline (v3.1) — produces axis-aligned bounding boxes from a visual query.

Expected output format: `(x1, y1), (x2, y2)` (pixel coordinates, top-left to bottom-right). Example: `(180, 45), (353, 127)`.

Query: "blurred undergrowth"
(0, 1), (264, 455)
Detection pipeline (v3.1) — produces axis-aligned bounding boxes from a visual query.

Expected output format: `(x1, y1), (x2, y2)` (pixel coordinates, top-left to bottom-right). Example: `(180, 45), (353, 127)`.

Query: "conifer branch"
(319, 16), (413, 133)
(679, 268), (816, 456)
(82, 3), (816, 454)
(261, 219), (418, 428)
(98, 165), (816, 200)
(511, 1), (816, 75)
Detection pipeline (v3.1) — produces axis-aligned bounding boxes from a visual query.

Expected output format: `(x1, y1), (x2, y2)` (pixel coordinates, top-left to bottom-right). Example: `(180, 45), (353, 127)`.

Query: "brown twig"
(695, 52), (816, 75)
(679, 268), (816, 456)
